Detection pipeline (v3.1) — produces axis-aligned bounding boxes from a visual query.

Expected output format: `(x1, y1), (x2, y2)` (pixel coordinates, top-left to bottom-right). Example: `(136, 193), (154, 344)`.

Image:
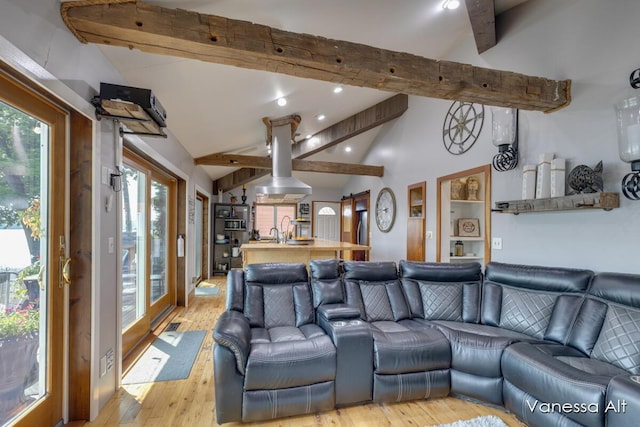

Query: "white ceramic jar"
(522, 164), (537, 199)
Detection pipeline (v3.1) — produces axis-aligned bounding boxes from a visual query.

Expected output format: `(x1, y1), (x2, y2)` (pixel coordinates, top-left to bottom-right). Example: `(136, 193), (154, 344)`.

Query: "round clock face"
(442, 101), (485, 155)
(375, 187), (396, 233)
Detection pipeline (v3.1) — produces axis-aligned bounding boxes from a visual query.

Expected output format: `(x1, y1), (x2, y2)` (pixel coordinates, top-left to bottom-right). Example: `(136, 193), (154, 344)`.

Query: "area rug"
(122, 330), (206, 384)
(195, 286), (219, 296)
(431, 415), (509, 427)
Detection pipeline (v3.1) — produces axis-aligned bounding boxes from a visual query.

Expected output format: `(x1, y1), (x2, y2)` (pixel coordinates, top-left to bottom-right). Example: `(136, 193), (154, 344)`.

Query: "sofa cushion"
(590, 304), (640, 374)
(370, 320), (450, 374)
(310, 259), (344, 308)
(343, 261), (411, 322)
(482, 262), (593, 342)
(502, 342), (612, 427)
(244, 324), (336, 390)
(243, 263), (313, 328)
(498, 286), (556, 339)
(399, 261), (481, 322)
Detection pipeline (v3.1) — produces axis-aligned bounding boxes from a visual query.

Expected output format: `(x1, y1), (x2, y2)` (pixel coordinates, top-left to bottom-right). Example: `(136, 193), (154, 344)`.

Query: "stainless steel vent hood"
(256, 118), (311, 203)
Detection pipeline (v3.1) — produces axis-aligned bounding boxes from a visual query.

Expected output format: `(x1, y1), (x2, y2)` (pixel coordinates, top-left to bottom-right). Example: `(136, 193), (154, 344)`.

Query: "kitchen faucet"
(280, 215), (292, 243)
(269, 227), (279, 242)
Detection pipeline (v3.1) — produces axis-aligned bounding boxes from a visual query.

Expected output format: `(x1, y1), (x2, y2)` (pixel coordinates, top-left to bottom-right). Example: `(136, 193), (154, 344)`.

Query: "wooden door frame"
(195, 192), (209, 283)
(121, 149), (177, 356)
(0, 66), (68, 427)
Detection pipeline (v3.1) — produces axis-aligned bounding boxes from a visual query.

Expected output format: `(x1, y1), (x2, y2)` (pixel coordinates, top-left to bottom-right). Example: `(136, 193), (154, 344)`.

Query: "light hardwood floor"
(83, 277), (526, 427)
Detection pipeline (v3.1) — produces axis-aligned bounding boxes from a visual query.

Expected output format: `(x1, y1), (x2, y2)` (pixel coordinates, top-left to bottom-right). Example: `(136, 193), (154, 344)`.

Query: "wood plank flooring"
(83, 278), (526, 427)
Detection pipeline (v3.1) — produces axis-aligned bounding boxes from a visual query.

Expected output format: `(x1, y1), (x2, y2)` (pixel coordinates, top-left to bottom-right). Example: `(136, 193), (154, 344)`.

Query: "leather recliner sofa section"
(212, 260), (640, 426)
(213, 263), (337, 423)
(503, 271), (640, 427)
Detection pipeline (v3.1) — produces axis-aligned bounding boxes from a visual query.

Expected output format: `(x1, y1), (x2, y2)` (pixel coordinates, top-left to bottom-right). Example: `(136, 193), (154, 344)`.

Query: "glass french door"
(121, 151), (175, 357)
(0, 72), (66, 426)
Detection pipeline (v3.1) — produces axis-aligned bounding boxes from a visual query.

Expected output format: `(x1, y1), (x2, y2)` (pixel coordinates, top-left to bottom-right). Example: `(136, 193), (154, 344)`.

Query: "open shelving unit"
(437, 165), (491, 266)
(493, 192), (620, 214)
(212, 203), (249, 275)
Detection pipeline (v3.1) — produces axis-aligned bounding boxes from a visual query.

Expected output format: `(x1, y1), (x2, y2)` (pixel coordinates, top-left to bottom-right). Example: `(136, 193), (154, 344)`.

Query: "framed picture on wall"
(458, 218), (480, 237)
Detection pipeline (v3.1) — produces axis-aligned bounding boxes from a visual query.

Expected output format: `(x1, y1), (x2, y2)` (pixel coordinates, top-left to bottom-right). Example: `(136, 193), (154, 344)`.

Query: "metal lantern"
(491, 107), (519, 172)
(615, 94), (640, 199)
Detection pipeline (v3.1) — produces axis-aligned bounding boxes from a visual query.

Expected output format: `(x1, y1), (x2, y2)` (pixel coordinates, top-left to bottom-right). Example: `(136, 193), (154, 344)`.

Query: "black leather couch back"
(399, 261), (482, 323)
(309, 259), (344, 308)
(240, 263), (313, 328)
(568, 272), (640, 374)
(343, 261), (411, 322)
(483, 262), (594, 342)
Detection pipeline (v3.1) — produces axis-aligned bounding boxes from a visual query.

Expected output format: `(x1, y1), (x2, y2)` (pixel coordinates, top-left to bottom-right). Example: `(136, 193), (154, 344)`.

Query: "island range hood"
(256, 119), (311, 203)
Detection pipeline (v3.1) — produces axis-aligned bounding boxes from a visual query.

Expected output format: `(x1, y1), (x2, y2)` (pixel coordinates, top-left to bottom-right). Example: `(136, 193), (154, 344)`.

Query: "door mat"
(122, 330), (206, 384)
(195, 286), (219, 296)
(430, 415), (509, 427)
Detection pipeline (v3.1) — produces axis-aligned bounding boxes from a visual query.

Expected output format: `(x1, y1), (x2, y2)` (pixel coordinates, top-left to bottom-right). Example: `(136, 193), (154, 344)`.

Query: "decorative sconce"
(491, 107), (519, 172)
(615, 67), (640, 200)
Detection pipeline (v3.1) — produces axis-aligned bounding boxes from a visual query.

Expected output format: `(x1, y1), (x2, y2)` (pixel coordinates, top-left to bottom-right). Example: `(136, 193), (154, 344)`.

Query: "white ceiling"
(99, 0), (528, 189)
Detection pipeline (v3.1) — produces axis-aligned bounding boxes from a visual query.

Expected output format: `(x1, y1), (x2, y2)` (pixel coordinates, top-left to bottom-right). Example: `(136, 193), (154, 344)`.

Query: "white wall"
(0, 0), (212, 417)
(345, 0), (640, 274)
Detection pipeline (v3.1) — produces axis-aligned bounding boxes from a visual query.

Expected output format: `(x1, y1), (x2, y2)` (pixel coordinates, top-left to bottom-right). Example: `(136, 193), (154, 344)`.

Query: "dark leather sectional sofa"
(213, 260), (640, 426)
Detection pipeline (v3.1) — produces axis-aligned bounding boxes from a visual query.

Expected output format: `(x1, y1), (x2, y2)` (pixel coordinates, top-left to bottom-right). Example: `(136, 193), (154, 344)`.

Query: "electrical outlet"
(492, 237), (503, 250)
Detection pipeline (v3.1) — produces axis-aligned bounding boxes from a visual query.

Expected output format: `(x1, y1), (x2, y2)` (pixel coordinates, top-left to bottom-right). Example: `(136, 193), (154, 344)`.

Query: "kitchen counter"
(240, 238), (370, 268)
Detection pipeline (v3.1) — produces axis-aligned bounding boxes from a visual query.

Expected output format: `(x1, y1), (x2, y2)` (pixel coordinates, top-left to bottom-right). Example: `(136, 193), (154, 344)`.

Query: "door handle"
(37, 264), (45, 291)
(59, 235), (70, 288)
(62, 257), (71, 286)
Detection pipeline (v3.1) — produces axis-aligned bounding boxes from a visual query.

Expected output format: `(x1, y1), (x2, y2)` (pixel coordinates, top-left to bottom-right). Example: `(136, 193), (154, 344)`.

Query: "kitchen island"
(240, 238), (370, 268)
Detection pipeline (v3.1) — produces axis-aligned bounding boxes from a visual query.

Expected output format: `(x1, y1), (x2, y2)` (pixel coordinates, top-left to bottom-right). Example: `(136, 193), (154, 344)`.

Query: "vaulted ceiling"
(63, 0), (538, 191)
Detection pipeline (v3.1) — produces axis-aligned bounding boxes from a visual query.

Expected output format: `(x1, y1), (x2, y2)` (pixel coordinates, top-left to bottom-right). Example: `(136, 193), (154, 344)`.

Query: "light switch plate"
(492, 237), (503, 250)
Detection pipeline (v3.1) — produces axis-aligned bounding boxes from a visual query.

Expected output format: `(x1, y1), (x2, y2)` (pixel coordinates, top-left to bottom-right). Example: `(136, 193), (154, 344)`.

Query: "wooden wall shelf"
(493, 192), (619, 214)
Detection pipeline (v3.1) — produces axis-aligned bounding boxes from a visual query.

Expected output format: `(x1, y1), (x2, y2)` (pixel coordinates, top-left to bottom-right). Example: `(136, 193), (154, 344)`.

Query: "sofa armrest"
(606, 374), (640, 427)
(213, 310), (251, 374)
(317, 303), (361, 321)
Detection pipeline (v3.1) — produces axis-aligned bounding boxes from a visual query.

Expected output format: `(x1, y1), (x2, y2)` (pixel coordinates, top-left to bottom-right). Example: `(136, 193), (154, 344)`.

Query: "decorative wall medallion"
(442, 101), (485, 155)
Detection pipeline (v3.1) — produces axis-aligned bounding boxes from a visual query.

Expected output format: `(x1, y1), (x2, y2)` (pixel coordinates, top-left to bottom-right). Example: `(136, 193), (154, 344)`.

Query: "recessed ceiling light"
(309, 137), (320, 145)
(333, 86), (343, 94)
(442, 0), (460, 10)
(306, 134), (313, 139)
(277, 97), (287, 106)
(345, 146), (352, 152)
(316, 114), (326, 121)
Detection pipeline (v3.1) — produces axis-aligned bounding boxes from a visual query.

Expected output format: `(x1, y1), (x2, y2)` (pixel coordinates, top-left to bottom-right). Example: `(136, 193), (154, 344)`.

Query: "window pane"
(0, 101), (48, 421)
(255, 205), (274, 238)
(275, 206), (295, 239)
(254, 205), (296, 239)
(121, 165), (146, 330)
(150, 180), (168, 303)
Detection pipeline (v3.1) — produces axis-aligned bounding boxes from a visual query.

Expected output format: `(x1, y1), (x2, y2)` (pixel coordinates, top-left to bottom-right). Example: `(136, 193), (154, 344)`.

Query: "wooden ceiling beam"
(292, 93), (407, 158)
(61, 0), (570, 112)
(210, 94), (407, 192)
(194, 153), (384, 177)
(465, 0), (497, 54)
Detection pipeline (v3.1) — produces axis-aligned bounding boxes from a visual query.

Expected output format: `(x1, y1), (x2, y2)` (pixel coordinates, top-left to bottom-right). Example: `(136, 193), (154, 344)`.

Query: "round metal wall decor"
(442, 101), (485, 155)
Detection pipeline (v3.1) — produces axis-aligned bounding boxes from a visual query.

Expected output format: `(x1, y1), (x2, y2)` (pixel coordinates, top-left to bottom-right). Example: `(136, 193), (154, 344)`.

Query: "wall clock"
(375, 187), (396, 233)
(442, 101), (484, 155)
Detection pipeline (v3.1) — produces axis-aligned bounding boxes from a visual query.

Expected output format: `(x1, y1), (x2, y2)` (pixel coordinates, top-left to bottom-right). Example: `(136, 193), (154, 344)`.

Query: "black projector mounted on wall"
(92, 82), (168, 138)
